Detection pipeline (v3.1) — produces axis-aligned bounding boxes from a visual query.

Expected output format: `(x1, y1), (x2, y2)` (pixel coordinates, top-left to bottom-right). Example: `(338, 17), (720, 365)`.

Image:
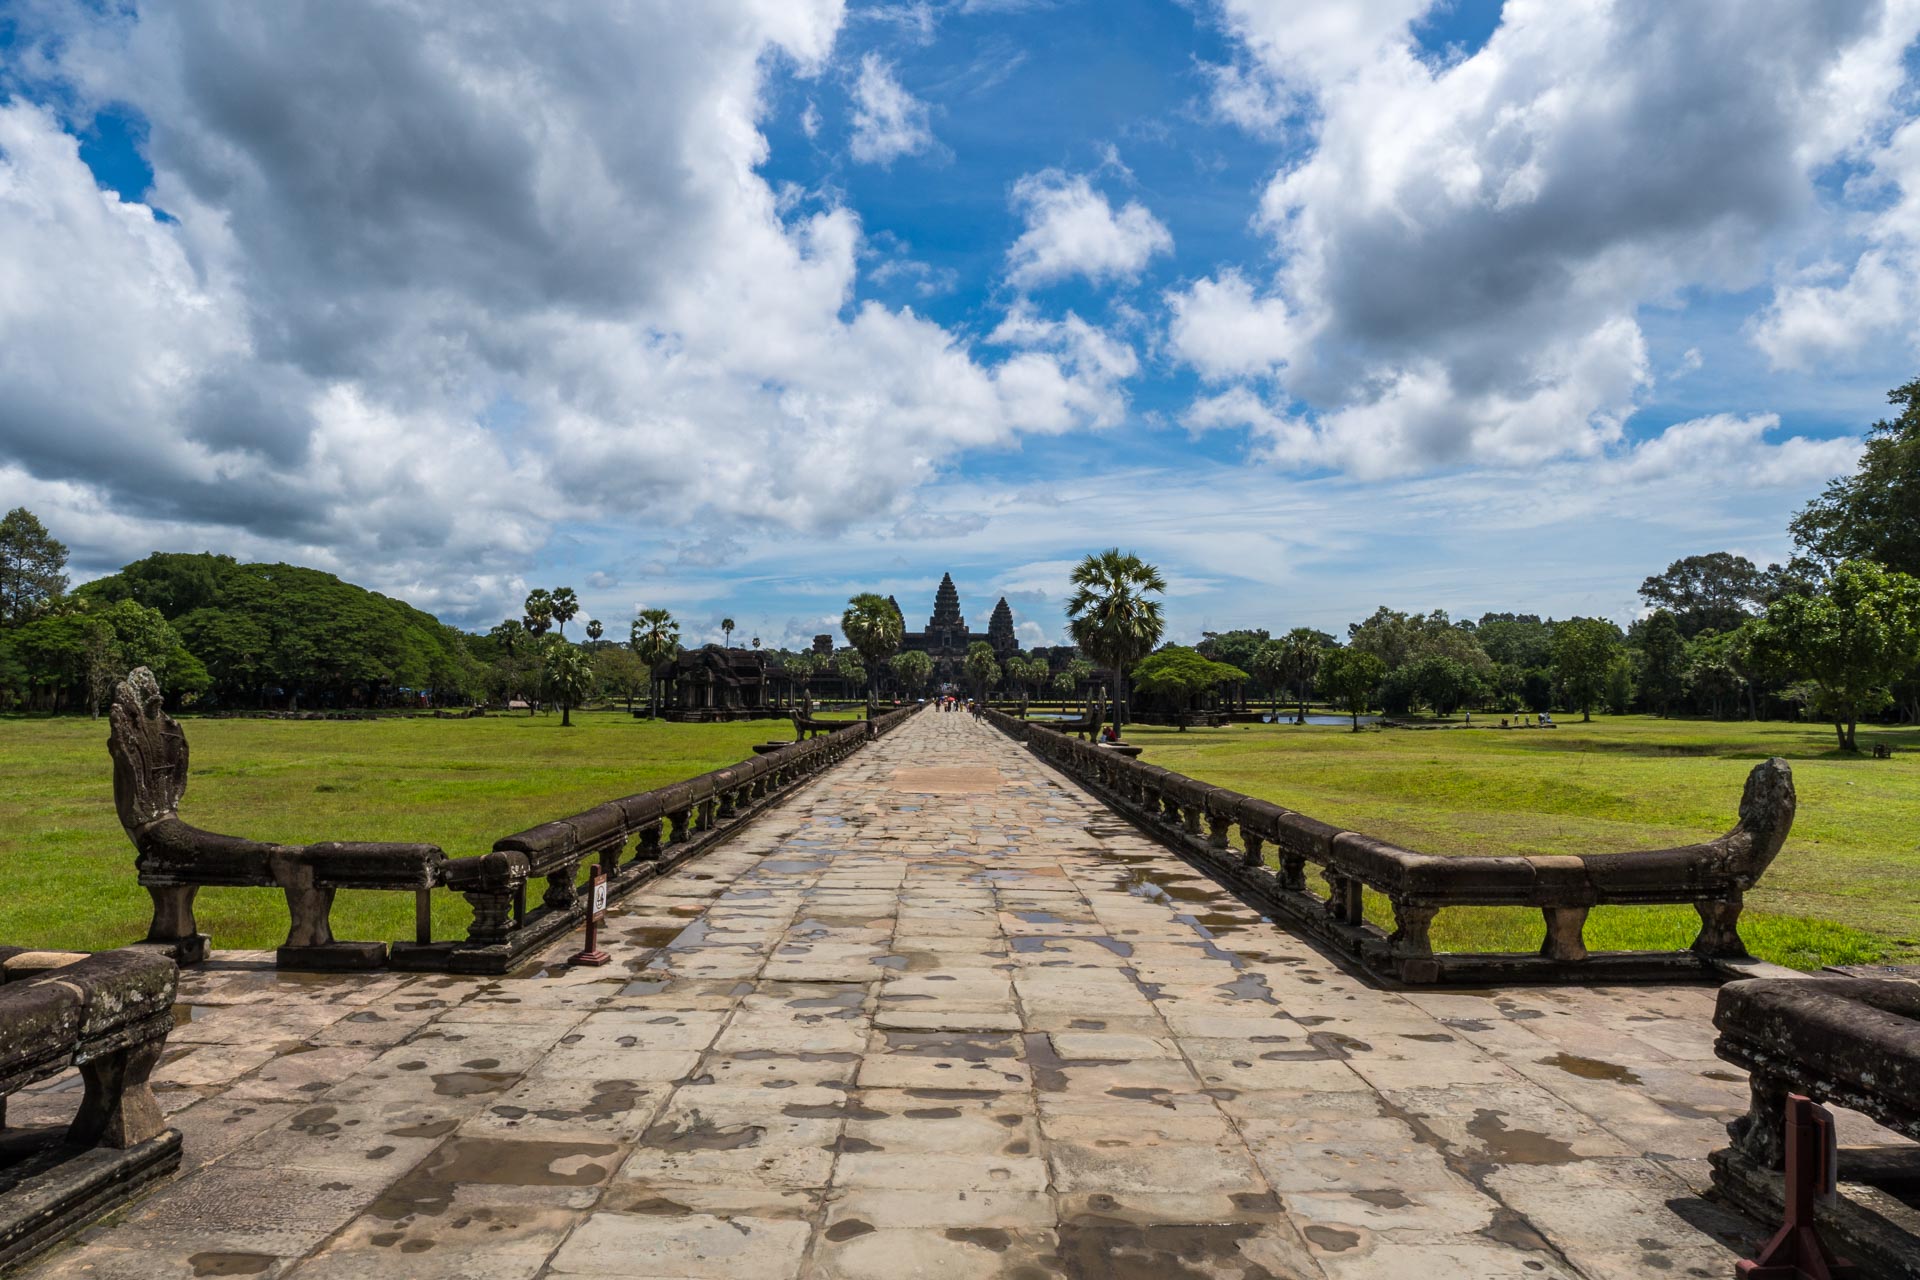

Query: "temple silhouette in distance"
(891, 573), (1018, 682)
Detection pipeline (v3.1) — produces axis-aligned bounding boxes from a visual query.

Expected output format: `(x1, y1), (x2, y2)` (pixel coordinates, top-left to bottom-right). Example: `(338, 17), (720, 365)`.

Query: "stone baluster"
(1540, 906), (1589, 962)
(1690, 892), (1746, 958)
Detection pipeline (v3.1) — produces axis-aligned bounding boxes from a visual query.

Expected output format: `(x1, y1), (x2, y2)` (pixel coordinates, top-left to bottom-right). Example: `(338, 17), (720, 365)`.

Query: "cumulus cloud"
(849, 53), (934, 165)
(0, 2), (1130, 624)
(1172, 0), (1919, 475)
(1005, 170), (1173, 289)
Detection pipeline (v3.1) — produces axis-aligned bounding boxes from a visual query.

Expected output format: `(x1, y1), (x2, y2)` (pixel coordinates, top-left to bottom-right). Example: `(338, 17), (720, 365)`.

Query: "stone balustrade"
(105, 668), (918, 975)
(1710, 975), (1920, 1276)
(983, 707), (1796, 984)
(0, 947), (181, 1269)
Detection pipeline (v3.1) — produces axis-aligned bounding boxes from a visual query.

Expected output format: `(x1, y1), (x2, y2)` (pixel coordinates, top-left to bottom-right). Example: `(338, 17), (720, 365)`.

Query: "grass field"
(1130, 714), (1920, 970)
(0, 711), (776, 952)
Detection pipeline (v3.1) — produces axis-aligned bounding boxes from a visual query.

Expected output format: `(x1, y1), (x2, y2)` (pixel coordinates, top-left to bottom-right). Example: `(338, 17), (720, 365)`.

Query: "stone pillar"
(1540, 906), (1590, 962)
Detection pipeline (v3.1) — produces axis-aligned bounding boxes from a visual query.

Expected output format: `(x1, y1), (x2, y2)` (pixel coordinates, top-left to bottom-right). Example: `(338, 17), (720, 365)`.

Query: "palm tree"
(630, 607), (680, 718)
(542, 637), (594, 727)
(585, 618), (604, 643)
(1279, 628), (1325, 725)
(720, 617), (736, 649)
(550, 587), (579, 637)
(489, 618), (527, 706)
(751, 636), (761, 650)
(841, 592), (904, 702)
(783, 651), (819, 709)
(1065, 548), (1166, 736)
(523, 588), (554, 638)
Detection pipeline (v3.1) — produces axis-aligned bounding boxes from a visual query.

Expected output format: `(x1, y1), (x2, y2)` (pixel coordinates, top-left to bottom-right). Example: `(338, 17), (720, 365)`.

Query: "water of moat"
(17, 710), (1773, 1279)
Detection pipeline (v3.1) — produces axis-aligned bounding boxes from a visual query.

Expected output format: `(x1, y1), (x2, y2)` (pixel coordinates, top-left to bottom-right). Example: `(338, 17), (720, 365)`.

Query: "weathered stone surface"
(20, 710), (1782, 1277)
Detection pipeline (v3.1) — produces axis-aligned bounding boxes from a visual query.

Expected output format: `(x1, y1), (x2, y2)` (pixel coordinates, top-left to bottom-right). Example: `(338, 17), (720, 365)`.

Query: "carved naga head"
(107, 666), (190, 835)
(1732, 756), (1797, 881)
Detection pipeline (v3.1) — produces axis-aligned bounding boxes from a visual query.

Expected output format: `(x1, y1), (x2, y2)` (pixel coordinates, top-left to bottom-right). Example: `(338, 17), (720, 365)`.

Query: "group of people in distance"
(930, 694), (982, 718)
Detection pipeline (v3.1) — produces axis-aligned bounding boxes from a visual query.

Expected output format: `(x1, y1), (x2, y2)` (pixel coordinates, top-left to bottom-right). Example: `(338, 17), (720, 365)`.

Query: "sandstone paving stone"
(17, 706), (1782, 1279)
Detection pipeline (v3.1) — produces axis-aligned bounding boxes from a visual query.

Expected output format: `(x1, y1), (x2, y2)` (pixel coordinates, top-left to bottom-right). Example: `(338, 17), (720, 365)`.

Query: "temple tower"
(927, 573), (966, 649)
(988, 597), (1017, 654)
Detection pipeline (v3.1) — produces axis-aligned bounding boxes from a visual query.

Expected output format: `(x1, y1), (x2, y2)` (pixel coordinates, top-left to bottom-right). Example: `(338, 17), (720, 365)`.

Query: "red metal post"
(568, 865), (611, 967)
(1737, 1094), (1856, 1279)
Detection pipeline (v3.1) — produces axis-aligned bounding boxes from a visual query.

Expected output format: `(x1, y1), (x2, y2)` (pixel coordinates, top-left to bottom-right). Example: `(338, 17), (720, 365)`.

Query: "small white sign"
(591, 879), (609, 918)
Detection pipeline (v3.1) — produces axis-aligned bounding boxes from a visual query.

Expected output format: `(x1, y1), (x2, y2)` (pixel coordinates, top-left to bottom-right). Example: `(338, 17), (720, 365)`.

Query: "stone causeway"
(15, 708), (1812, 1278)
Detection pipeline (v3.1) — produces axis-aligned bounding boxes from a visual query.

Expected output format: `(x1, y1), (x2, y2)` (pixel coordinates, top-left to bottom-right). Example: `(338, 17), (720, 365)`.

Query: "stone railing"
(0, 947), (181, 1269)
(107, 669), (916, 974)
(1710, 976), (1920, 1276)
(983, 708), (1796, 984)
(394, 704), (917, 973)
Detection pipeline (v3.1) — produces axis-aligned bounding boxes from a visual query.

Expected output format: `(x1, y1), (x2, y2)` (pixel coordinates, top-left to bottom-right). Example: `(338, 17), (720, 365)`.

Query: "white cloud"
(1173, 0), (1920, 476)
(849, 53), (934, 166)
(0, 3), (1133, 626)
(1165, 270), (1300, 381)
(1005, 169), (1173, 289)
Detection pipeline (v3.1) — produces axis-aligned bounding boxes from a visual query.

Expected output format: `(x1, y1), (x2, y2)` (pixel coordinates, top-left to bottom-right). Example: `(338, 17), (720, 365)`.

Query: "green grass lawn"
(1129, 714), (1920, 970)
(0, 710), (776, 952)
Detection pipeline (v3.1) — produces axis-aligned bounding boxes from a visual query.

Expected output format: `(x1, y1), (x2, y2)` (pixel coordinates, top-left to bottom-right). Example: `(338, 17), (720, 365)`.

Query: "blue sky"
(1, 0), (1914, 649)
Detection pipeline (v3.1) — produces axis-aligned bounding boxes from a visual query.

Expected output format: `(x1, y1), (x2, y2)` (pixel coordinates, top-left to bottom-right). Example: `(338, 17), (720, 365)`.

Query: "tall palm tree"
(585, 618), (604, 643)
(841, 592), (904, 702)
(629, 607), (680, 718)
(1065, 548), (1166, 735)
(550, 587), (579, 637)
(720, 617), (736, 648)
(523, 588), (554, 638)
(542, 637), (594, 727)
(1279, 628), (1325, 725)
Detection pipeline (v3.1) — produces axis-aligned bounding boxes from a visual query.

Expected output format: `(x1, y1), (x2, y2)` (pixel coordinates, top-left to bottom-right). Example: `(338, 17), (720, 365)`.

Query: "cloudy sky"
(1, 0), (1914, 649)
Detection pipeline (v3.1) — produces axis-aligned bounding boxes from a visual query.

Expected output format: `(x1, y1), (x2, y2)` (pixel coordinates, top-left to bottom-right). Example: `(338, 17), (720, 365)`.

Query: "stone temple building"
(891, 573), (1019, 684)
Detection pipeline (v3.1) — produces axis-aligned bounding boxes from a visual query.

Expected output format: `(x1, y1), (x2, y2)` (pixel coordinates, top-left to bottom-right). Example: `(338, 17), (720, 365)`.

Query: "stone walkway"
(17, 708), (1769, 1279)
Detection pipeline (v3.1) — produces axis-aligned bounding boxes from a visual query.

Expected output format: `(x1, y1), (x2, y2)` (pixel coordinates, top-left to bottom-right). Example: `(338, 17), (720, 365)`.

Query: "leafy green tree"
(783, 651), (819, 706)
(73, 554), (474, 709)
(1475, 614), (1556, 670)
(1603, 652), (1637, 715)
(1250, 640), (1287, 720)
(1639, 553), (1765, 638)
(1684, 629), (1744, 719)
(1635, 610), (1687, 716)
(1065, 549), (1166, 734)
(592, 646), (646, 712)
(541, 638), (594, 727)
(1317, 647), (1386, 732)
(523, 589), (554, 638)
(1129, 646), (1248, 729)
(834, 648), (867, 696)
(1791, 377), (1920, 575)
(1752, 560), (1920, 751)
(1050, 655), (1096, 699)
(1553, 618), (1622, 721)
(0, 507), (69, 626)
(549, 587), (579, 637)
(1407, 654), (1479, 716)
(1278, 627), (1326, 724)
(962, 641), (999, 702)
(1195, 629), (1269, 686)
(890, 648), (933, 697)
(840, 594), (903, 700)
(629, 608), (680, 718)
